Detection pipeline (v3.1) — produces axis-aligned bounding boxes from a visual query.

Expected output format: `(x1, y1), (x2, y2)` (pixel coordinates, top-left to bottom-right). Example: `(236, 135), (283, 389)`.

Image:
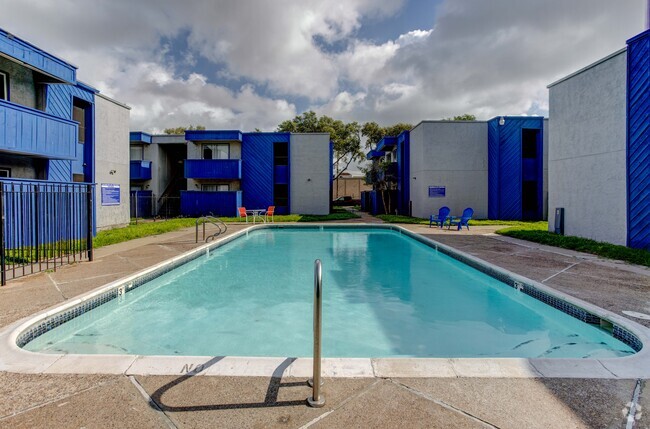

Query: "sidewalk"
(0, 220), (647, 428)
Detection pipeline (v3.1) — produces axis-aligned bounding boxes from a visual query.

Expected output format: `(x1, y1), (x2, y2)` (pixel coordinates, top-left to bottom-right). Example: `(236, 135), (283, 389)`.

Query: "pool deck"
(0, 221), (648, 428)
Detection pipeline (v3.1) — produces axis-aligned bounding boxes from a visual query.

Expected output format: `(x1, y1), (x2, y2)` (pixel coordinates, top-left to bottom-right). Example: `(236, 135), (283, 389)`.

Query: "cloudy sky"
(0, 0), (646, 132)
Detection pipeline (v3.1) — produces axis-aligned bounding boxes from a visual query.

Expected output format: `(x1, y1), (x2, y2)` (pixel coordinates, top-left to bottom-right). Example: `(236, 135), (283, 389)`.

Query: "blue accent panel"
(45, 84), (95, 182)
(130, 160), (152, 181)
(184, 159), (242, 179)
(0, 99), (77, 159)
(487, 116), (544, 220)
(185, 130), (242, 142)
(48, 160), (71, 182)
(376, 136), (397, 152)
(129, 132), (152, 144)
(180, 191), (241, 217)
(487, 120), (499, 219)
(626, 30), (650, 250)
(366, 149), (383, 160)
(45, 84), (94, 120)
(241, 133), (288, 209)
(274, 165), (289, 185)
(0, 29), (76, 84)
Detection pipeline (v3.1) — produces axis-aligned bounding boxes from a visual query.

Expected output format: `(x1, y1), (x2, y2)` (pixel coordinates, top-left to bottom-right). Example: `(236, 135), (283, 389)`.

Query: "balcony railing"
(130, 160), (152, 181)
(184, 159), (242, 180)
(0, 99), (77, 159)
(180, 190), (242, 217)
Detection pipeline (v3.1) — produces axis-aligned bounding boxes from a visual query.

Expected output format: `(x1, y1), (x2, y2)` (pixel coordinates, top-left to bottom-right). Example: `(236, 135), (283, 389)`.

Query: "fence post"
(34, 186), (40, 263)
(86, 184), (94, 261)
(0, 184), (5, 286)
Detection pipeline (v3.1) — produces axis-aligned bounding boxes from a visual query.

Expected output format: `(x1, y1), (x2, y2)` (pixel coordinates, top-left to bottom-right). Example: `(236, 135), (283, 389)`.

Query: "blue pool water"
(25, 228), (634, 358)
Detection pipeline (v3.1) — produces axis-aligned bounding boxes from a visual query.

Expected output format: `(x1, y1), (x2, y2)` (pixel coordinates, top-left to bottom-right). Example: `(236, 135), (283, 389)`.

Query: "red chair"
(265, 206), (275, 223)
(238, 207), (248, 222)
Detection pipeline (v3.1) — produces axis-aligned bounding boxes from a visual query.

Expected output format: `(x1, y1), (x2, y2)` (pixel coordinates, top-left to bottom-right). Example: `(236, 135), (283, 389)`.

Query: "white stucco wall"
(409, 121), (489, 219)
(94, 94), (130, 230)
(289, 133), (330, 215)
(547, 49), (628, 245)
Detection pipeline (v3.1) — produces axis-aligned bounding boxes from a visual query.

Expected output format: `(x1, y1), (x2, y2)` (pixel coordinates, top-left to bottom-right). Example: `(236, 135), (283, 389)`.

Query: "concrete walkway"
(0, 220), (648, 428)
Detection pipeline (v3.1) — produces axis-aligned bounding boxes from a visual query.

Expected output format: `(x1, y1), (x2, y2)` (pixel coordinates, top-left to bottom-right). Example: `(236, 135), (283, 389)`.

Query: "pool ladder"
(195, 215), (228, 243)
(308, 259), (325, 407)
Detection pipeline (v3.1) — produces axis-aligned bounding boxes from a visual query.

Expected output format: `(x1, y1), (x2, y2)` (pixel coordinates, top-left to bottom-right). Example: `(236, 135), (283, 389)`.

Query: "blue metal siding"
(130, 160), (152, 181)
(180, 190), (241, 217)
(487, 117), (544, 220)
(627, 30), (650, 249)
(241, 133), (288, 210)
(0, 99), (77, 159)
(487, 120), (499, 219)
(185, 130), (242, 142)
(45, 84), (95, 182)
(0, 29), (76, 84)
(184, 159), (242, 179)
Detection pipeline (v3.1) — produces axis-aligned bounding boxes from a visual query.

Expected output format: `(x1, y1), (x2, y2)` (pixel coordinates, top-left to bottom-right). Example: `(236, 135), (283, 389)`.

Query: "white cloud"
(0, 0), (646, 131)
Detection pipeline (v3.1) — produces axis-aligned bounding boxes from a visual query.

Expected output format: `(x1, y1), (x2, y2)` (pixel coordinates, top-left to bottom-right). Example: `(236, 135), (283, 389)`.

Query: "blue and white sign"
(101, 183), (121, 206)
(428, 186), (446, 198)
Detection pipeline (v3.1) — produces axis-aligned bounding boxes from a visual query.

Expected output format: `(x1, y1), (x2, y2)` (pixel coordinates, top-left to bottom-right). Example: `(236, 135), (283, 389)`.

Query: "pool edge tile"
(45, 354), (138, 375)
(372, 358), (457, 378)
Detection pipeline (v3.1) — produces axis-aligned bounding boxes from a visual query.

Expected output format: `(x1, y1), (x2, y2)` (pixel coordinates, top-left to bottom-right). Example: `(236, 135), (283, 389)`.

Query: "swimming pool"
(20, 226), (637, 359)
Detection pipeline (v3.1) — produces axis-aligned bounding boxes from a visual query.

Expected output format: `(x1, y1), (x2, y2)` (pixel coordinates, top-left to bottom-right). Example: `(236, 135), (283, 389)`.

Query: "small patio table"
(246, 209), (266, 224)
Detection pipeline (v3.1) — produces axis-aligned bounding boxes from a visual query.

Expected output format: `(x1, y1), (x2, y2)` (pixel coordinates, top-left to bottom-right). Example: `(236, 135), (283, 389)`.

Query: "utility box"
(554, 207), (564, 235)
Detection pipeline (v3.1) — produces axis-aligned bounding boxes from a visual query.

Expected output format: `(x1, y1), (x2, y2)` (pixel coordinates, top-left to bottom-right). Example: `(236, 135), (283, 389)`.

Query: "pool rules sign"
(101, 183), (121, 206)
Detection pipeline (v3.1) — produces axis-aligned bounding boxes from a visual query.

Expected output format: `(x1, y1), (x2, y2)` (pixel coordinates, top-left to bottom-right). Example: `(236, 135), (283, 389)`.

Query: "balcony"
(130, 160), (152, 181)
(184, 159), (242, 180)
(180, 190), (242, 217)
(0, 100), (77, 159)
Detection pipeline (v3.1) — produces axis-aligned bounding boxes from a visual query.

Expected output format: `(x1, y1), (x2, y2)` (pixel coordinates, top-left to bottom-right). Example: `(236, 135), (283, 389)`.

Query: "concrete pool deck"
(0, 221), (648, 427)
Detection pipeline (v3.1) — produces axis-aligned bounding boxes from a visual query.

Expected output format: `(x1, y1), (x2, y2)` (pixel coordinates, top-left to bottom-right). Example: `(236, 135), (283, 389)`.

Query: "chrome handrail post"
(307, 259), (325, 408)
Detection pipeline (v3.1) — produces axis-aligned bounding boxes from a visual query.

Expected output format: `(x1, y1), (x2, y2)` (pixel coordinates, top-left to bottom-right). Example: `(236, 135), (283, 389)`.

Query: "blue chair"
(448, 208), (474, 231)
(429, 206), (451, 228)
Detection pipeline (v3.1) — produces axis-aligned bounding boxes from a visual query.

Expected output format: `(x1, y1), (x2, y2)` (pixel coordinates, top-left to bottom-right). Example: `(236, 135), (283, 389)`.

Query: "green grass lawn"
(376, 214), (546, 228)
(95, 209), (360, 248)
(495, 223), (650, 267)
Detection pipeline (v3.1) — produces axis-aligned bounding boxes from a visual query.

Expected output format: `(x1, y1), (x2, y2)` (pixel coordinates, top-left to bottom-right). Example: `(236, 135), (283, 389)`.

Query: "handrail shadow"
(148, 357), (308, 411)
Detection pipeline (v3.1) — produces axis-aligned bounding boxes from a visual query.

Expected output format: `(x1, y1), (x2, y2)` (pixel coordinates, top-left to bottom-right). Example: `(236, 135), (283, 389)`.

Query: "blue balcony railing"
(180, 190), (242, 217)
(130, 160), (152, 181)
(184, 159), (242, 180)
(0, 100), (77, 159)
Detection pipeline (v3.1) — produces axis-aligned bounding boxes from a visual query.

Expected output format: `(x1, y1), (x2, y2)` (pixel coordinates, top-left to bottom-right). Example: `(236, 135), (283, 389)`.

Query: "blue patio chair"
(448, 208), (474, 231)
(429, 206), (451, 228)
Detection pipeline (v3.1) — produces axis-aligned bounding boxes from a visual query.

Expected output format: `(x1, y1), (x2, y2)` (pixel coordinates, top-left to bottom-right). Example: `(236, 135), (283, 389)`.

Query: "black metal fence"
(130, 191), (181, 222)
(0, 180), (93, 285)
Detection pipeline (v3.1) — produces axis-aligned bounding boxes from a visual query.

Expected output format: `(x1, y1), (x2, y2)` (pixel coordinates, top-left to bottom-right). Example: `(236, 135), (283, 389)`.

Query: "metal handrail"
(195, 215), (228, 243)
(307, 259), (325, 408)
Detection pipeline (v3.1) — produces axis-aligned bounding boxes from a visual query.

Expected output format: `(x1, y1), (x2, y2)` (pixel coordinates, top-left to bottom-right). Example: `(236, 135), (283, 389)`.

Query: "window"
(0, 168), (10, 178)
(202, 184), (230, 192)
(73, 105), (86, 144)
(202, 144), (229, 160)
(522, 129), (538, 159)
(0, 71), (7, 101)
(130, 145), (144, 161)
(273, 142), (288, 166)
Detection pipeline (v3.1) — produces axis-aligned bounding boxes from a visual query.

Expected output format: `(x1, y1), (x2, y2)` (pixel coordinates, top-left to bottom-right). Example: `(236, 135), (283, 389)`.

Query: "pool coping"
(1, 223), (649, 379)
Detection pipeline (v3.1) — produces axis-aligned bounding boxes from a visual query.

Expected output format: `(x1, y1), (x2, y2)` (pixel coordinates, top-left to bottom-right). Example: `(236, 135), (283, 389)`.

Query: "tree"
(277, 111), (364, 181)
(443, 114), (476, 121)
(361, 122), (413, 149)
(163, 125), (206, 134)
